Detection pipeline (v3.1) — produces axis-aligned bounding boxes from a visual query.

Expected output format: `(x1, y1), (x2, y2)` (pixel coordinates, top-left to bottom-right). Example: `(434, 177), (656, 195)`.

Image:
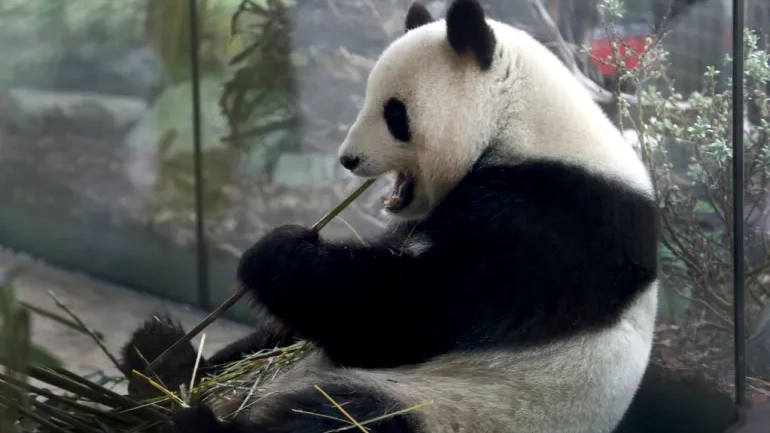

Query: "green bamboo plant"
(0, 265), (62, 432)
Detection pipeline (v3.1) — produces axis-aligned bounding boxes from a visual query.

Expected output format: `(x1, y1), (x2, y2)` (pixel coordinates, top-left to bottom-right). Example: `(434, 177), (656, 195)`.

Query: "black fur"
(119, 313), (210, 404)
(383, 97), (411, 142)
(171, 383), (417, 433)
(237, 149), (659, 369)
(445, 0), (496, 70)
(614, 363), (741, 433)
(405, 1), (434, 32)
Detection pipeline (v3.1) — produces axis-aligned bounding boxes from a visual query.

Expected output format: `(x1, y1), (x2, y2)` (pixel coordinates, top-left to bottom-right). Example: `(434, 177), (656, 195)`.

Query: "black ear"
(405, 2), (434, 32)
(445, 0), (496, 70)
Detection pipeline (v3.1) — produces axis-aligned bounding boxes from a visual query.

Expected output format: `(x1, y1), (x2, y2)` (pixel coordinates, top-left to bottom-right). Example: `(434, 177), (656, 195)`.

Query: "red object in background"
(590, 23), (749, 78)
(589, 36), (651, 77)
(723, 25), (754, 53)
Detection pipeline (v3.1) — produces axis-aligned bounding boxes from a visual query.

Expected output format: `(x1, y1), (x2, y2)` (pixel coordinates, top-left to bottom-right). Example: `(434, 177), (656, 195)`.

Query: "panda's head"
(338, 0), (511, 221)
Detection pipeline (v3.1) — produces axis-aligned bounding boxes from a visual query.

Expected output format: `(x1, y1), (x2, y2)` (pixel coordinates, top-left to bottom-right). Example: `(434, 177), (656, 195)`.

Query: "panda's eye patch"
(383, 97), (411, 142)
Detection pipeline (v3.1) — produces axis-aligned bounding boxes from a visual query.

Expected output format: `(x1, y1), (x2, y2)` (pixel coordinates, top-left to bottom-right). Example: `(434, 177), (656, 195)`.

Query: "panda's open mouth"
(381, 172), (414, 212)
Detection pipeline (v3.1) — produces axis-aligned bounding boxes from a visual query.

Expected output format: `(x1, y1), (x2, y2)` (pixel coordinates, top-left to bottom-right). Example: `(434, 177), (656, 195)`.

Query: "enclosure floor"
(0, 245), (251, 394)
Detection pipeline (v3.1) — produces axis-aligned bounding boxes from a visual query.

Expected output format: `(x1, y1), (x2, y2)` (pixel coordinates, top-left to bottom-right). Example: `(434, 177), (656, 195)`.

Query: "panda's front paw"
(172, 403), (229, 433)
(236, 224), (320, 304)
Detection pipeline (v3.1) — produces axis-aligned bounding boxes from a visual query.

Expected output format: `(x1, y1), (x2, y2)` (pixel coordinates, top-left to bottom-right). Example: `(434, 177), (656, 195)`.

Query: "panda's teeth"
(381, 175), (404, 208)
(381, 196), (399, 208)
(381, 172), (411, 210)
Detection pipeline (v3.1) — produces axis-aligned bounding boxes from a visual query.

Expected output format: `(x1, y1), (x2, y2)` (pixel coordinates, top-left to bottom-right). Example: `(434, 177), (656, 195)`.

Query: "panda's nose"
(339, 155), (361, 171)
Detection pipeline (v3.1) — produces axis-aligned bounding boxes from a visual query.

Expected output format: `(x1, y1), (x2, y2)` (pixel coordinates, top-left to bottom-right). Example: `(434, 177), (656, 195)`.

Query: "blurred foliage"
(146, 0), (249, 83)
(0, 0), (244, 87)
(0, 0), (246, 43)
(0, 265), (62, 433)
(136, 0), (300, 227)
(219, 0), (300, 172)
(597, 0), (770, 330)
(0, 267), (158, 432)
(146, 0), (207, 84)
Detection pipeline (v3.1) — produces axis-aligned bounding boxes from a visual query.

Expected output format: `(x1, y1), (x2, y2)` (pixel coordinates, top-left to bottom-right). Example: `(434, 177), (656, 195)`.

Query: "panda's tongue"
(381, 173), (410, 210)
(392, 173), (407, 198)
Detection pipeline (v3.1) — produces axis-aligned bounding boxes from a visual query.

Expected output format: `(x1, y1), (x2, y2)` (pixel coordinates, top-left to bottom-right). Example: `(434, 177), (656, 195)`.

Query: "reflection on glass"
(591, 0), (770, 408)
(201, 0), (408, 320)
(2, 0), (769, 408)
(743, 0), (770, 407)
(0, 0), (199, 304)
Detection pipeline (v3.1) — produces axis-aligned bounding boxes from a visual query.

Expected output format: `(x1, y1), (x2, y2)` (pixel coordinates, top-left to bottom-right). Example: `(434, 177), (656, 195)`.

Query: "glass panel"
(744, 0), (770, 409)
(199, 0), (398, 323)
(642, 0), (738, 398)
(588, 0), (767, 416)
(0, 0), (199, 305)
(585, 0), (770, 423)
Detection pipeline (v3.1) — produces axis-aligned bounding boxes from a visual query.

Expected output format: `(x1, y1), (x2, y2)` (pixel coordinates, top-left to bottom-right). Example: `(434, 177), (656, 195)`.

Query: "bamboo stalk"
(47, 291), (121, 371)
(26, 396), (105, 433)
(20, 302), (105, 341)
(0, 370), (135, 424)
(52, 367), (133, 407)
(0, 395), (69, 433)
(26, 366), (167, 422)
(146, 178), (376, 373)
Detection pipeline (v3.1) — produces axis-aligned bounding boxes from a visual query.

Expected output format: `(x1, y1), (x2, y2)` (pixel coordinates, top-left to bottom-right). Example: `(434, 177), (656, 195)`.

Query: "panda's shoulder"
(448, 152), (651, 209)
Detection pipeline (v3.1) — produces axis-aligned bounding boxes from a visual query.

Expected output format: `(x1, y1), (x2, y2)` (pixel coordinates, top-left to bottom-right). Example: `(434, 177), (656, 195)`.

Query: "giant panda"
(121, 1), (664, 432)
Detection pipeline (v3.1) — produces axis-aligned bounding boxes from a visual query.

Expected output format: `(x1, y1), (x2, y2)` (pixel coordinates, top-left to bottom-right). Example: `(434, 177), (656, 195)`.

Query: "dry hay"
(0, 340), (313, 433)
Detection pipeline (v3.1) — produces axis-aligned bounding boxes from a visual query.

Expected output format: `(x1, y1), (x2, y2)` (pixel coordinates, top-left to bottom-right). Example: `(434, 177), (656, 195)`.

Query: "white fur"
(339, 19), (654, 222)
(334, 14), (659, 432)
(218, 9), (659, 433)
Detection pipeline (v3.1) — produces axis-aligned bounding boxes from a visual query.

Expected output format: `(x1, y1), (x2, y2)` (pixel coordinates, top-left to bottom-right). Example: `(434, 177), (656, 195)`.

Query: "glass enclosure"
(0, 0), (767, 410)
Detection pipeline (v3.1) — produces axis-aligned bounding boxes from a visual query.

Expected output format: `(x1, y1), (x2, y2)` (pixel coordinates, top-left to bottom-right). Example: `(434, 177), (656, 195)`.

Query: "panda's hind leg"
(171, 382), (418, 433)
